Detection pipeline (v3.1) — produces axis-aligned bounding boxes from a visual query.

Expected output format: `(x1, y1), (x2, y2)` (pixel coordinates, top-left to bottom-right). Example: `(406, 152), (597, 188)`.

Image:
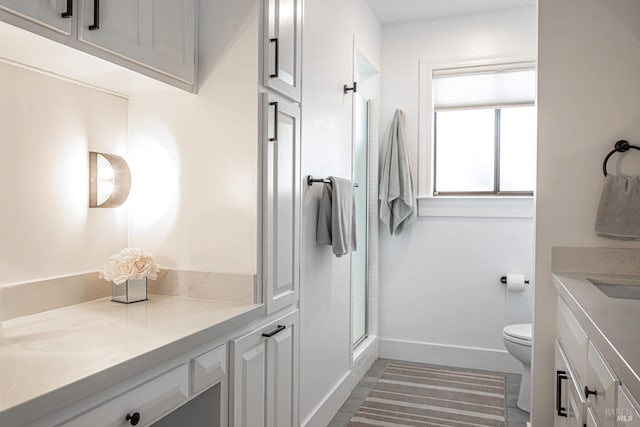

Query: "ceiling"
(367, 0), (536, 24)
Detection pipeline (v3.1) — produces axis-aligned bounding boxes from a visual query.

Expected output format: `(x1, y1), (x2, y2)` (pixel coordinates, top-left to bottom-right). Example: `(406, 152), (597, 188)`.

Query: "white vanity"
(0, 294), (299, 427)
(553, 272), (640, 427)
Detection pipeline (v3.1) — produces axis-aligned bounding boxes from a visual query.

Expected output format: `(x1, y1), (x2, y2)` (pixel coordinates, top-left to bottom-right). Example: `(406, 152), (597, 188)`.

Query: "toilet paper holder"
(500, 276), (530, 285)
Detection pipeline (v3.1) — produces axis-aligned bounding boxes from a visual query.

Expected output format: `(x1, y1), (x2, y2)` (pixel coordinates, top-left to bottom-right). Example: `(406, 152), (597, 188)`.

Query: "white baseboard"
(379, 337), (522, 374)
(302, 336), (379, 427)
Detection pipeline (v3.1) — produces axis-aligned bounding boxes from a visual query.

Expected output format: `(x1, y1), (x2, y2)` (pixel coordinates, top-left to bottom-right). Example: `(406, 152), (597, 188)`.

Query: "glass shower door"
(352, 93), (368, 347)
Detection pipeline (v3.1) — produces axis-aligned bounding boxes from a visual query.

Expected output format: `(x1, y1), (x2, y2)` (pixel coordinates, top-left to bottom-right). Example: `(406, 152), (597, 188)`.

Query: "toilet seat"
(503, 323), (532, 346)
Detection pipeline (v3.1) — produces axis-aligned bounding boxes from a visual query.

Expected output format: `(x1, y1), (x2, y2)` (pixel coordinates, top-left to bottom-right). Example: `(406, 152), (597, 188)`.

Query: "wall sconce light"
(89, 151), (131, 208)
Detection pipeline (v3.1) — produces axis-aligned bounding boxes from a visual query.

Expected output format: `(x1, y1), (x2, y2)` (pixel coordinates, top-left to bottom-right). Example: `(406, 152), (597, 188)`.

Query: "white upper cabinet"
(262, 93), (300, 314)
(78, 0), (195, 84)
(0, 0), (72, 34)
(263, 0), (302, 102)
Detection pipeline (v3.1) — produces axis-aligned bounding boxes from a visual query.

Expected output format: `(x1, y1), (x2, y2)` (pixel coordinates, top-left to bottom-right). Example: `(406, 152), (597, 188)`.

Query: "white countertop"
(0, 296), (262, 426)
(553, 272), (640, 401)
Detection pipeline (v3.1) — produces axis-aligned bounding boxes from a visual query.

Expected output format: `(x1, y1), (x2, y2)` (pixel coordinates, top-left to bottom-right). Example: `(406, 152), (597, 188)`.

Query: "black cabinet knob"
(584, 386), (598, 398)
(126, 412), (141, 425)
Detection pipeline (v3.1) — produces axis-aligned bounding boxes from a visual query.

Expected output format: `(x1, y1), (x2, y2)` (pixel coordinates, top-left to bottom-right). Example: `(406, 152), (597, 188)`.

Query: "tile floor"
(328, 359), (530, 427)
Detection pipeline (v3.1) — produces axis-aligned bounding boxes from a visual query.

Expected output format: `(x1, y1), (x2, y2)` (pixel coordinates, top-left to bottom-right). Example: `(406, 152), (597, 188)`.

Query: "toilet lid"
(503, 323), (532, 341)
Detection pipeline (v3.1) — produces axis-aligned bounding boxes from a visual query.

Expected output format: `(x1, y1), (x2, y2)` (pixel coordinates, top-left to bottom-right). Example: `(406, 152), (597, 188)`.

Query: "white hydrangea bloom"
(99, 248), (160, 285)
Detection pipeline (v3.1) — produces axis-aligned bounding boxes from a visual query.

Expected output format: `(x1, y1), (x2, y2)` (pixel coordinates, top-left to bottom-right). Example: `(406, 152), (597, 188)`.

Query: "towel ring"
(602, 140), (640, 176)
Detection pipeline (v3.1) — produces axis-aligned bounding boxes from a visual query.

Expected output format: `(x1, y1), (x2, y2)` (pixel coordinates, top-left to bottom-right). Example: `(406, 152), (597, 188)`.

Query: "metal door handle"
(556, 370), (568, 417)
(88, 0), (99, 30)
(125, 412), (141, 425)
(61, 0), (72, 18)
(262, 325), (286, 338)
(269, 37), (279, 78)
(269, 102), (278, 143)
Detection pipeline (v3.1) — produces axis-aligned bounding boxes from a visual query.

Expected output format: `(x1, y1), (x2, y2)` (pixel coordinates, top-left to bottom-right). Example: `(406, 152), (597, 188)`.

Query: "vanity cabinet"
(555, 295), (640, 427)
(77, 0), (196, 84)
(262, 93), (300, 314)
(0, 0), (72, 34)
(262, 0), (302, 102)
(230, 310), (299, 427)
(27, 342), (228, 427)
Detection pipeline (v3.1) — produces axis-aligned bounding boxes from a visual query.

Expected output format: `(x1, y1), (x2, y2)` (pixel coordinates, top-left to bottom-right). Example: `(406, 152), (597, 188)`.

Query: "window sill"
(417, 195), (534, 218)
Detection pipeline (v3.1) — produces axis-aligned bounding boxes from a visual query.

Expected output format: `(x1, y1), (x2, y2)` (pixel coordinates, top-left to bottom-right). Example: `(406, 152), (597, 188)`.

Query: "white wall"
(378, 7), (537, 371)
(127, 0), (259, 274)
(0, 61), (128, 285)
(533, 0), (640, 424)
(299, 0), (380, 425)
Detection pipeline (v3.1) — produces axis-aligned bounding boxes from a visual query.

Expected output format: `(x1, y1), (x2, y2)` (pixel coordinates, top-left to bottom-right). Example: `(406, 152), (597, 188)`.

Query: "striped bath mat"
(349, 361), (506, 427)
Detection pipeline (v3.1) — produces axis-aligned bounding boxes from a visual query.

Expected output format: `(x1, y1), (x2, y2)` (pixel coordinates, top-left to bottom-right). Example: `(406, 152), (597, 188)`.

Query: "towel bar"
(307, 176), (359, 187)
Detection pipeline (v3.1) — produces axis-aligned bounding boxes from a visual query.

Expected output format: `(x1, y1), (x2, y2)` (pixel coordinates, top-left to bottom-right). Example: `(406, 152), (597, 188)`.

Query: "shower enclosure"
(352, 92), (369, 347)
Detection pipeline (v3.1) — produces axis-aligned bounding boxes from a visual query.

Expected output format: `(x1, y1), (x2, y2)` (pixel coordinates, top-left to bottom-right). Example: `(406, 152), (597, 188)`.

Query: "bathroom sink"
(588, 278), (640, 300)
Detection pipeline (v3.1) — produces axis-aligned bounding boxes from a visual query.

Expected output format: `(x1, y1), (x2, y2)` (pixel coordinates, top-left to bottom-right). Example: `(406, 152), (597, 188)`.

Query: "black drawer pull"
(126, 412), (141, 425)
(88, 0), (100, 30)
(61, 0), (72, 18)
(556, 370), (568, 417)
(269, 101), (278, 142)
(584, 386), (598, 398)
(262, 325), (286, 338)
(269, 37), (279, 78)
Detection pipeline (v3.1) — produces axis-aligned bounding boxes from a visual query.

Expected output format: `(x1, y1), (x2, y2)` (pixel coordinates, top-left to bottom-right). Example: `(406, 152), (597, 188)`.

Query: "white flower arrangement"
(99, 248), (160, 285)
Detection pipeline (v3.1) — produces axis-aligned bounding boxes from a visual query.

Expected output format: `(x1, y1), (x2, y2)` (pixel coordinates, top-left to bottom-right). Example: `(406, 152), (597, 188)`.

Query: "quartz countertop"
(553, 272), (640, 401)
(0, 296), (263, 426)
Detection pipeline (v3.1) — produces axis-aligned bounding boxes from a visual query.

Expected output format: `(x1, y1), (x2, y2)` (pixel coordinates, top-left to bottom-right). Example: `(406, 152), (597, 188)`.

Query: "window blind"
(432, 63), (535, 110)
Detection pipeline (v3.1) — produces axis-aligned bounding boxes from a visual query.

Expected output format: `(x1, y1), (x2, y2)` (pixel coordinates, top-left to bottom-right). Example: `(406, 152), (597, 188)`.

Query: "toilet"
(503, 323), (532, 412)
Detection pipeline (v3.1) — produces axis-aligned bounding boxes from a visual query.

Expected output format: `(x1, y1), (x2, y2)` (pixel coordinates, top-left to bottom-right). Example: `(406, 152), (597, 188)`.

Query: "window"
(432, 64), (536, 196)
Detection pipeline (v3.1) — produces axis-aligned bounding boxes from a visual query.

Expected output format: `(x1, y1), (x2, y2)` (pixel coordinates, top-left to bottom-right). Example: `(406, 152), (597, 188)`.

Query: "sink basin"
(588, 278), (640, 300)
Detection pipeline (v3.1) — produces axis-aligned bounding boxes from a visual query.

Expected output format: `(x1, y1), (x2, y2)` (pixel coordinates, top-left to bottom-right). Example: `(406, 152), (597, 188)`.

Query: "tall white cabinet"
(262, 93), (301, 315)
(263, 0), (302, 102)
(230, 311), (299, 427)
(229, 1), (304, 426)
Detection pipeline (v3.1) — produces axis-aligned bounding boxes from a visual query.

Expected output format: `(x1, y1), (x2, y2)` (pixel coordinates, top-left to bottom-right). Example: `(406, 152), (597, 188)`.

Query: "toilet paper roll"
(506, 273), (526, 292)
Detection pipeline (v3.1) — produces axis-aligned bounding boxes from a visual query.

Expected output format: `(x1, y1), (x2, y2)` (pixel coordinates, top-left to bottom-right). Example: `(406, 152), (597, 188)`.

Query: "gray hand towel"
(595, 174), (640, 240)
(379, 109), (415, 235)
(316, 177), (357, 257)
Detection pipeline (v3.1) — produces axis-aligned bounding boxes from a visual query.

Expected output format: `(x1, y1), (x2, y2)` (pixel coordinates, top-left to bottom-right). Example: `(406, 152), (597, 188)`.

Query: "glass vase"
(112, 278), (148, 304)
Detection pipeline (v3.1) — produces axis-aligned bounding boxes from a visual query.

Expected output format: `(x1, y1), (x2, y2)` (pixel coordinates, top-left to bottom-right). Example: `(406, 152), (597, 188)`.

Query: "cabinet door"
(230, 310), (298, 427)
(78, 0), (195, 83)
(263, 0), (302, 101)
(266, 312), (298, 427)
(230, 332), (268, 427)
(0, 0), (72, 34)
(555, 341), (586, 427)
(262, 93), (300, 314)
(586, 342), (618, 427)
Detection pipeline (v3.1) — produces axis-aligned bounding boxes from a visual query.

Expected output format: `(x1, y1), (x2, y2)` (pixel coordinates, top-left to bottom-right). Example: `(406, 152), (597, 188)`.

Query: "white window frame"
(417, 57), (536, 218)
